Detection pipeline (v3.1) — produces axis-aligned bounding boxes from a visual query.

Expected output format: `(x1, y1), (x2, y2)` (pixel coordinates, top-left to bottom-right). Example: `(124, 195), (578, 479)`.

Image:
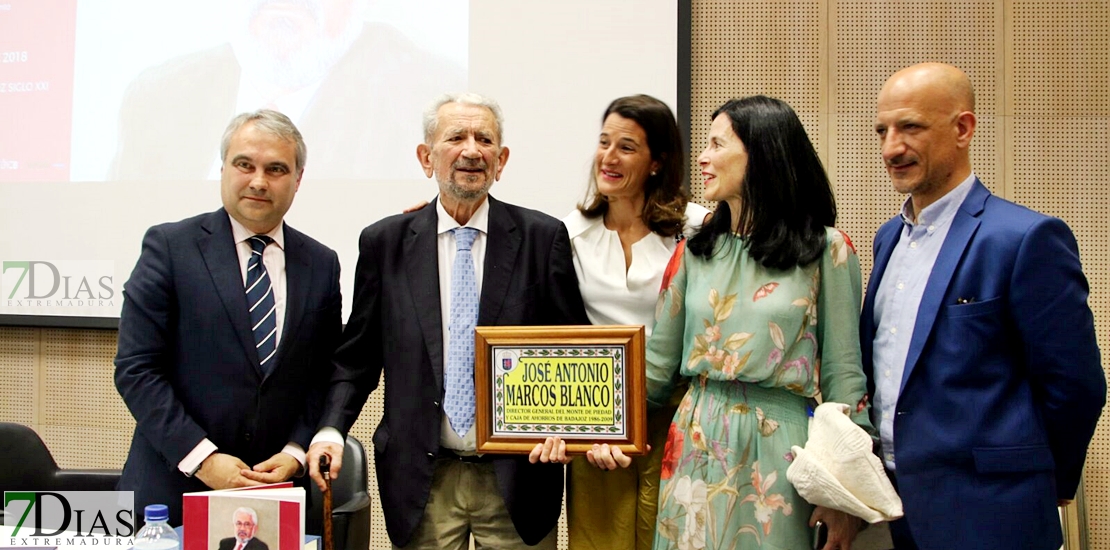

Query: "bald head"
(881, 62), (975, 114)
(874, 63), (978, 215)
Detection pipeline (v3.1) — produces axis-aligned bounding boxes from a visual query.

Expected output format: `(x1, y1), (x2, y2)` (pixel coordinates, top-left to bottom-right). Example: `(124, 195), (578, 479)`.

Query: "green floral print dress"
(647, 227), (874, 550)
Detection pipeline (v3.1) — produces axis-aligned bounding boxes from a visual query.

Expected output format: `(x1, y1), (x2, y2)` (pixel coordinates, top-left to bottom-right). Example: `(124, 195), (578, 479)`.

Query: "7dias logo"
(1, 261), (115, 309)
(4, 491), (134, 543)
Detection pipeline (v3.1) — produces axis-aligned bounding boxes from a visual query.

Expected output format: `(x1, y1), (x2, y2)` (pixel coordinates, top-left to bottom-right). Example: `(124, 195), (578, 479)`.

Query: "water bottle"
(133, 505), (180, 550)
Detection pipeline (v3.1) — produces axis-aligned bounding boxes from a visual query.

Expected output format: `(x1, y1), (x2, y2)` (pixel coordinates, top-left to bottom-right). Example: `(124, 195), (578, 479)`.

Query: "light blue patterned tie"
(246, 235), (278, 373)
(445, 227), (479, 437)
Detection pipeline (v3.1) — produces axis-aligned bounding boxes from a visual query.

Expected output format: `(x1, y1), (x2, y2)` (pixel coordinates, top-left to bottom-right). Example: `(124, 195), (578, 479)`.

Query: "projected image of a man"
(110, 0), (464, 182)
(230, 0), (365, 95)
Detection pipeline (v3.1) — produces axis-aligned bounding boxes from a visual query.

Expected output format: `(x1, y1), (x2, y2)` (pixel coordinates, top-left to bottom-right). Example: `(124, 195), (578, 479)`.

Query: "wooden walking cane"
(320, 454), (334, 550)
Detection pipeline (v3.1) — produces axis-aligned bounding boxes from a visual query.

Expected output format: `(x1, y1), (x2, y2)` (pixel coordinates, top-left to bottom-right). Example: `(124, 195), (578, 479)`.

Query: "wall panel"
(0, 327), (37, 426)
(346, 381), (390, 549)
(1007, 4), (1109, 546)
(1008, 2), (1109, 117)
(40, 328), (132, 469)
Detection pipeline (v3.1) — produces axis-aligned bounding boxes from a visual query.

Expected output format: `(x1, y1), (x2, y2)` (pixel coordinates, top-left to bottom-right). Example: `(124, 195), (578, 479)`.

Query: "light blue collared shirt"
(872, 173), (977, 470)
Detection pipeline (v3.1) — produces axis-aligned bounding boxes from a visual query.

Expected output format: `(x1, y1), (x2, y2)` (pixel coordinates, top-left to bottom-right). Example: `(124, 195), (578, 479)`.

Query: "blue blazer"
(861, 180), (1105, 550)
(115, 209), (342, 525)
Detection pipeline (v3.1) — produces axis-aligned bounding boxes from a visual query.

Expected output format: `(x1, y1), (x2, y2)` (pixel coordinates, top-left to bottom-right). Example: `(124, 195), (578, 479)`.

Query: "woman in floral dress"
(646, 96), (874, 550)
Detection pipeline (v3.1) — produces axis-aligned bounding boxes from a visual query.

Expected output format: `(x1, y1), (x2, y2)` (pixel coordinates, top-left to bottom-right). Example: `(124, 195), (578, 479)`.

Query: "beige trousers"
(395, 458), (558, 550)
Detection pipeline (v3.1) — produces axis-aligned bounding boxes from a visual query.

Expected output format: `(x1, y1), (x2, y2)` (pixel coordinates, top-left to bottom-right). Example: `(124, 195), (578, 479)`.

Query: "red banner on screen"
(0, 0), (77, 182)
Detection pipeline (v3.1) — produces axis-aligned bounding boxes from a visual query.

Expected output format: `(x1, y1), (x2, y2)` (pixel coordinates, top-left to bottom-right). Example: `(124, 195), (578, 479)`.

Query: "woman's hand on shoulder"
(403, 201), (430, 213)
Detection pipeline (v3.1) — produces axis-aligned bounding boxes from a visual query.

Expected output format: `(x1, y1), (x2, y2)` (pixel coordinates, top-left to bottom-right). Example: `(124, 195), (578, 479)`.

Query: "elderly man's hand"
(528, 437), (571, 464)
(195, 453), (264, 490)
(306, 442), (344, 492)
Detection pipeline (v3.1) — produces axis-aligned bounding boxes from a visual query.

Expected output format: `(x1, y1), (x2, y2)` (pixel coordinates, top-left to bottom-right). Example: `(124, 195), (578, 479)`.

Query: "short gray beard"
(441, 171), (493, 201)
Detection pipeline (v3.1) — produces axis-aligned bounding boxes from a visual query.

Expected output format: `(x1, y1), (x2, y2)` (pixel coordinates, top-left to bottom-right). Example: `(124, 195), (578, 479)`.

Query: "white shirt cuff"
(311, 427), (345, 447)
(179, 439), (218, 477)
(281, 442), (307, 476)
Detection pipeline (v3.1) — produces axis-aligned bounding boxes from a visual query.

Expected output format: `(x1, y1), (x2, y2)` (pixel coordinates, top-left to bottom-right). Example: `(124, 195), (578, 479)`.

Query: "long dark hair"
(578, 94), (689, 238)
(688, 96), (836, 269)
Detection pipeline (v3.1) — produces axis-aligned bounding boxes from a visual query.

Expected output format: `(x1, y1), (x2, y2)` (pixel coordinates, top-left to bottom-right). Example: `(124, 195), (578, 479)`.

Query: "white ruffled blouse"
(562, 202), (710, 336)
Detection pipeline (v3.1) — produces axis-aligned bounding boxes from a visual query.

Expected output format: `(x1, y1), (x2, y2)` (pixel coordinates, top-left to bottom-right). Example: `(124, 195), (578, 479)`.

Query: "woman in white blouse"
(563, 94), (709, 550)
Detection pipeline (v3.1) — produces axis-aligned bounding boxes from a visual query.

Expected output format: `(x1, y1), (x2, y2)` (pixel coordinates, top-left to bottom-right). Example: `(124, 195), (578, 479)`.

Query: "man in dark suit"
(110, 1), (463, 182)
(217, 507), (269, 550)
(862, 62), (1105, 550)
(305, 93), (588, 549)
(114, 110), (342, 525)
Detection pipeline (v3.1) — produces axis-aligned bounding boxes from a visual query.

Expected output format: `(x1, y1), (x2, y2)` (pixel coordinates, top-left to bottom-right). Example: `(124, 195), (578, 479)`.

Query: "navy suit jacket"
(115, 209), (342, 525)
(320, 196), (589, 547)
(861, 180), (1105, 550)
(218, 537), (268, 550)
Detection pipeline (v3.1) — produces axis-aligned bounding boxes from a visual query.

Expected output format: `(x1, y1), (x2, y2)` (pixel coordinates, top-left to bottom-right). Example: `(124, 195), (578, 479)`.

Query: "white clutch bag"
(786, 402), (903, 523)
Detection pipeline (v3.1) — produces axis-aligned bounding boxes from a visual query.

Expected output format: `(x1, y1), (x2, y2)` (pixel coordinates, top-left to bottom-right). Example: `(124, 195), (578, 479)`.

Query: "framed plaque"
(474, 325), (647, 455)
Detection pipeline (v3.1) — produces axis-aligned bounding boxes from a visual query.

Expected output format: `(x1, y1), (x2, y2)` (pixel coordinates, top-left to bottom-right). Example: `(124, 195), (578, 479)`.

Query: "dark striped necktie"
(246, 235), (278, 372)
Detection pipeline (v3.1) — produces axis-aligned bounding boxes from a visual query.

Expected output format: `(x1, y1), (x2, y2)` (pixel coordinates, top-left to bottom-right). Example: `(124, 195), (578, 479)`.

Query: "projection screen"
(0, 0), (682, 326)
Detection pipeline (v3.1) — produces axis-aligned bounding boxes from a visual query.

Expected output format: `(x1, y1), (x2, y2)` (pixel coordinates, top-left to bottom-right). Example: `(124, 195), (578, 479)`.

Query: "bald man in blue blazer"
(863, 63), (1105, 550)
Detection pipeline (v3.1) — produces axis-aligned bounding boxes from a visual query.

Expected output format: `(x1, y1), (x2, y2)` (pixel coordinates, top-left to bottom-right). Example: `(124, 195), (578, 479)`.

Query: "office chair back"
(0, 422), (122, 521)
(305, 435), (371, 550)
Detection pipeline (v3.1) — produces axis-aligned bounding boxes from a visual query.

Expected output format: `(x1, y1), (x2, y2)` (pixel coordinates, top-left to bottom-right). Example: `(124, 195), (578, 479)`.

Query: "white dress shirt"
(562, 202), (709, 337)
(872, 173), (976, 470)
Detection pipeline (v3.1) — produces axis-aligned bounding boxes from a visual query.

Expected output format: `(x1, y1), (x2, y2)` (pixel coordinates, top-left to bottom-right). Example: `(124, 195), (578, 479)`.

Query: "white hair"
(233, 507), (258, 526)
(422, 92), (505, 144)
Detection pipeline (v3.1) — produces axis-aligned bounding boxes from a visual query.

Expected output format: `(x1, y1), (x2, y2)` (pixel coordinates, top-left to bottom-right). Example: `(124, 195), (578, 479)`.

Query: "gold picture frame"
(474, 325), (647, 455)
